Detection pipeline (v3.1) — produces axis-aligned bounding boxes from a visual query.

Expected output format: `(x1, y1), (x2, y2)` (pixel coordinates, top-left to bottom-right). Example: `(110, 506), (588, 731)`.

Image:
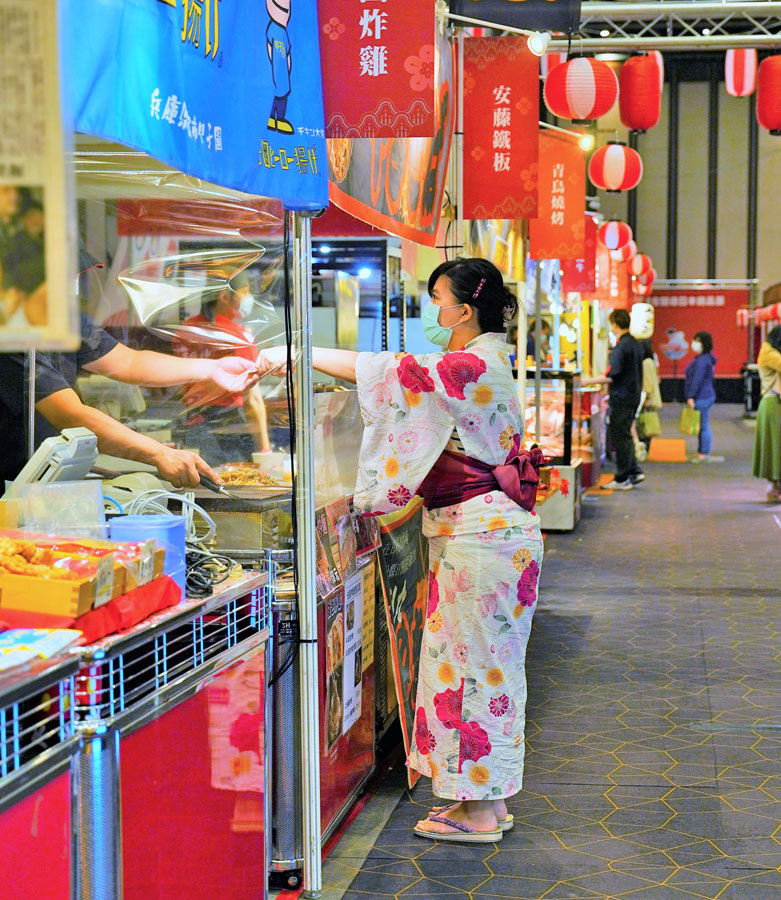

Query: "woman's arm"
(244, 385), (272, 453)
(758, 343), (781, 373)
(312, 347), (359, 383)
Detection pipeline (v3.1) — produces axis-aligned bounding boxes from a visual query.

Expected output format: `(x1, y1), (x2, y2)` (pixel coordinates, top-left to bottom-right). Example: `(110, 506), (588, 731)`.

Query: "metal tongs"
(198, 473), (239, 499)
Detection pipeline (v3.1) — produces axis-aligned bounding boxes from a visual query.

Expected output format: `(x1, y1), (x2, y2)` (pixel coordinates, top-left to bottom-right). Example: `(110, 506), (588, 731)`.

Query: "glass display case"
(523, 369), (582, 465)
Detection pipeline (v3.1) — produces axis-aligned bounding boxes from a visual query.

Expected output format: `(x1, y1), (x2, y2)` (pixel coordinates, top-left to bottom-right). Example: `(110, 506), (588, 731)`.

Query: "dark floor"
(330, 407), (781, 900)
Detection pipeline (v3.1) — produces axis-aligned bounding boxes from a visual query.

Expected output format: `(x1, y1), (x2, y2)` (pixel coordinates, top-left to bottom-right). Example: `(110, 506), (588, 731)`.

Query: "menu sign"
(529, 132), (585, 261)
(463, 36), (539, 220)
(561, 212), (597, 293)
(319, 0), (435, 137)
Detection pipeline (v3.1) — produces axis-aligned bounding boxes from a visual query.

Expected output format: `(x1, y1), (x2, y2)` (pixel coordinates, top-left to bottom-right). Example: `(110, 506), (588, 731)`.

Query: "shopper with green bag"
(752, 325), (781, 501)
(683, 331), (722, 462)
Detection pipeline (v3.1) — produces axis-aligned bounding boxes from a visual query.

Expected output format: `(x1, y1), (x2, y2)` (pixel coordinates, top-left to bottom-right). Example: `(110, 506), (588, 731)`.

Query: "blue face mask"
(421, 300), (464, 347)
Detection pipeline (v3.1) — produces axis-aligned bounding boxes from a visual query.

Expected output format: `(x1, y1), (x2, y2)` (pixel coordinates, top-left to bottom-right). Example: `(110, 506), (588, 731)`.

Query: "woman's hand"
(257, 345), (289, 378)
(152, 446), (220, 488)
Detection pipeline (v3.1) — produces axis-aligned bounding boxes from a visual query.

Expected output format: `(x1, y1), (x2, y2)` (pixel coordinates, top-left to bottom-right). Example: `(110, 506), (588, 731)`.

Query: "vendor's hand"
(153, 446), (220, 489)
(687, 398), (695, 408)
(209, 357), (260, 395)
(257, 345), (289, 378)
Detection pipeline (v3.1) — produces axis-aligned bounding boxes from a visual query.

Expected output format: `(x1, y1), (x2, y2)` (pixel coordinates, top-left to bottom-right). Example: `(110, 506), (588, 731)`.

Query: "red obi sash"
(418, 447), (543, 512)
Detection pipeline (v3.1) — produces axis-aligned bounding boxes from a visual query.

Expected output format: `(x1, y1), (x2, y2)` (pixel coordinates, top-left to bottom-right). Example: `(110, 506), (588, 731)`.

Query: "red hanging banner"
(318, 0), (436, 138)
(582, 243), (632, 309)
(561, 212), (597, 292)
(528, 131), (585, 261)
(463, 36), (539, 220)
(327, 28), (454, 247)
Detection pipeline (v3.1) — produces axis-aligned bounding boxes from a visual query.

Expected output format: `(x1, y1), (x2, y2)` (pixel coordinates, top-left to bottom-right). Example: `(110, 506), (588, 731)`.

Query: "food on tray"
(327, 138), (352, 183)
(219, 466), (281, 487)
(346, 600), (355, 632)
(0, 537), (80, 580)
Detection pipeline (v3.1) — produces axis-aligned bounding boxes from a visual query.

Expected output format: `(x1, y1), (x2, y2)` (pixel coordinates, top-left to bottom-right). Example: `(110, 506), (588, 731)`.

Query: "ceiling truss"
(555, 1), (781, 51)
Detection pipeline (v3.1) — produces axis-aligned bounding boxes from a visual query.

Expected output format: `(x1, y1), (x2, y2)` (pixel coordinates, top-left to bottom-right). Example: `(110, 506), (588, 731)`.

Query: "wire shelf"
(0, 666), (74, 779)
(74, 581), (270, 723)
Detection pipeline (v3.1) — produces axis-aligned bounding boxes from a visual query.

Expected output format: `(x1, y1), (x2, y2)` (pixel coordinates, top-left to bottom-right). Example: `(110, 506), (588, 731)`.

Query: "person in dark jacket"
(684, 330), (720, 462)
(583, 308), (645, 490)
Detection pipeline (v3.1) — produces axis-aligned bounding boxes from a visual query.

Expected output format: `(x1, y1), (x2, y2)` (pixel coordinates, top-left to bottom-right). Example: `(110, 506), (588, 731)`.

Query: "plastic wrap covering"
(3, 140), (315, 494)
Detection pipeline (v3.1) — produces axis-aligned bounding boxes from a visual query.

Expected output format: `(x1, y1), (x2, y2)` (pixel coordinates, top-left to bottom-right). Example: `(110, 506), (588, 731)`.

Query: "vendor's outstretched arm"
(85, 343), (259, 394)
(35, 388), (219, 488)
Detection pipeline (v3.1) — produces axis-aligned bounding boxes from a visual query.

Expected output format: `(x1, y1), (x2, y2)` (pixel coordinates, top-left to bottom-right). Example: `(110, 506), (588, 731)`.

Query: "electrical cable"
(125, 488), (216, 543)
(185, 545), (237, 598)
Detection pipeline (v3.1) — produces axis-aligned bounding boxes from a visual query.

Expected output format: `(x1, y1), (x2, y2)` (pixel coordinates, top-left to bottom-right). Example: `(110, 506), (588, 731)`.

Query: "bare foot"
(493, 798), (508, 821)
(416, 800), (498, 835)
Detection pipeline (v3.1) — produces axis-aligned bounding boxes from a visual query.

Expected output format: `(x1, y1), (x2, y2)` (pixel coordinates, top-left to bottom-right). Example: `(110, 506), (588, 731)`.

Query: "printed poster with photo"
(0, 0), (78, 350)
(325, 587), (345, 752)
(341, 569), (364, 735)
(326, 495), (357, 581)
(315, 506), (342, 600)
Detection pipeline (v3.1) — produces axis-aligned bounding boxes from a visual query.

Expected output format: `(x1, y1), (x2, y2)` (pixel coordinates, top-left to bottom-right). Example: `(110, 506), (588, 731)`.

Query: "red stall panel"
(0, 772), (71, 900)
(121, 652), (266, 900)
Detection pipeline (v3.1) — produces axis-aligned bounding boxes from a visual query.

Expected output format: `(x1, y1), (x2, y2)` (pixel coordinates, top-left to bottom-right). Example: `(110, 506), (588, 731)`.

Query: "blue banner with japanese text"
(68, 0), (329, 210)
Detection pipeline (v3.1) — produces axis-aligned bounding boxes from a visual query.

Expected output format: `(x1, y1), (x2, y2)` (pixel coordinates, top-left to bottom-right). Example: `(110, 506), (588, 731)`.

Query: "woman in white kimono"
(264, 258), (543, 843)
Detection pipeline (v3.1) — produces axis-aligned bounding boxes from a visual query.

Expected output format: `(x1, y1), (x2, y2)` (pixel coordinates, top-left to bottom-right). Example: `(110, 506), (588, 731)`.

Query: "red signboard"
(649, 289), (750, 377)
(327, 27), (454, 247)
(561, 212), (597, 292)
(319, 0), (435, 138)
(463, 36), (539, 220)
(528, 132), (585, 261)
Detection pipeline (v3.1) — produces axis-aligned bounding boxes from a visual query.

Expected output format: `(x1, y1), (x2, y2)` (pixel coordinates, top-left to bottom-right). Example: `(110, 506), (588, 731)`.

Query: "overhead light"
(358, 267), (372, 280)
(319, 244), (331, 253)
(702, 28), (711, 35)
(579, 133), (595, 151)
(527, 31), (551, 57)
(600, 29), (610, 38)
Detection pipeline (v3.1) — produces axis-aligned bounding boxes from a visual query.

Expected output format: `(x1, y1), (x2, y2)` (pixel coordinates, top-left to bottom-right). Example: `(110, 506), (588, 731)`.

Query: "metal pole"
(27, 349), (36, 458)
(707, 62), (719, 280)
(627, 131), (638, 238)
(291, 211), (322, 899)
(666, 62), (679, 279)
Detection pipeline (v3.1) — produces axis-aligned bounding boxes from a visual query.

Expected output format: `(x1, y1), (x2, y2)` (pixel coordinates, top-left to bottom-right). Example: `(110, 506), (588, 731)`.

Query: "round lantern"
(597, 220), (633, 251)
(610, 240), (637, 262)
(544, 57), (619, 123)
(588, 142), (644, 192)
(619, 55), (661, 133)
(634, 266), (656, 287)
(757, 56), (781, 135)
(541, 52), (567, 79)
(629, 253), (652, 277)
(634, 280), (654, 297)
(649, 51), (664, 94)
(726, 49), (757, 98)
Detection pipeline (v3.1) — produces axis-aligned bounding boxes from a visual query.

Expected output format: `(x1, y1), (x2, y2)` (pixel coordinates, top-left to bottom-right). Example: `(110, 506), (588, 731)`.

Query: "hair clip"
(472, 277), (486, 300)
(502, 304), (514, 322)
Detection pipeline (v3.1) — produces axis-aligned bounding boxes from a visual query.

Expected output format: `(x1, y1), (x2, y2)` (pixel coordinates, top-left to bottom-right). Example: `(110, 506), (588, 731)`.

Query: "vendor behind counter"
(0, 257), (262, 488)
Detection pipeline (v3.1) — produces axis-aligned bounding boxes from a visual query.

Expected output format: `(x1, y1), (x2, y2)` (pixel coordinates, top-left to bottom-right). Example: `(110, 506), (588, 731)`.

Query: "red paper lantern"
(597, 220), (633, 251)
(649, 51), (664, 93)
(757, 56), (781, 135)
(541, 52), (567, 79)
(634, 266), (656, 287)
(634, 279), (654, 297)
(588, 143), (644, 192)
(619, 55), (661, 133)
(544, 57), (618, 123)
(610, 240), (637, 262)
(726, 49), (758, 97)
(630, 254), (652, 277)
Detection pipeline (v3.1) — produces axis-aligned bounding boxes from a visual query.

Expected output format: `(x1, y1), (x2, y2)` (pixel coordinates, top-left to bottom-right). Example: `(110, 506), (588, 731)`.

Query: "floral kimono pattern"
(354, 333), (543, 800)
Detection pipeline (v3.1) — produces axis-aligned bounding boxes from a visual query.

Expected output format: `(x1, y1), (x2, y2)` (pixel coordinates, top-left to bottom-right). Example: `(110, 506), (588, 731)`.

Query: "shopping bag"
(638, 410), (662, 437)
(678, 405), (701, 436)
